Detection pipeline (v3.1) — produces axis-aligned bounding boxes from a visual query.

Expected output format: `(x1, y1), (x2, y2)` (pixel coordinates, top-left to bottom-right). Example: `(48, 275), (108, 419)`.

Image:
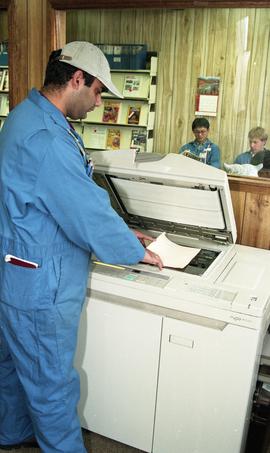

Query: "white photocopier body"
(75, 150), (270, 453)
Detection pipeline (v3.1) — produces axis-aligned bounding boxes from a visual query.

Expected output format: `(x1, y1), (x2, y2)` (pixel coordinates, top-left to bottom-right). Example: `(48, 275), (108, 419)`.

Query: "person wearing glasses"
(179, 117), (221, 168)
(0, 42), (162, 452)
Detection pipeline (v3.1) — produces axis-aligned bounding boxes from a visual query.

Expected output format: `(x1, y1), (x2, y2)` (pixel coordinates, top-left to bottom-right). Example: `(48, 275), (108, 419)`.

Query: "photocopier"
(75, 150), (270, 453)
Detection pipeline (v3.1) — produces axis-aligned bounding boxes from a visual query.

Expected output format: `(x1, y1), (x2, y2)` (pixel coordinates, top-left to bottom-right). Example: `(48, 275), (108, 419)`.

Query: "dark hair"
(192, 117), (210, 130)
(43, 49), (95, 88)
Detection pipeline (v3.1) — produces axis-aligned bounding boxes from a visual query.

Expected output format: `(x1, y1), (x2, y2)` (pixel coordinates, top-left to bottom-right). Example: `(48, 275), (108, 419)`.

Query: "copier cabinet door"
(153, 316), (259, 453)
(75, 295), (162, 452)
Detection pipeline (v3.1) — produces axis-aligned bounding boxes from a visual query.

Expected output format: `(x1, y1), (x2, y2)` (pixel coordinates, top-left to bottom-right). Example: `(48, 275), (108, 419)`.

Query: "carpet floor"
(1, 424), (269, 453)
(0, 430), (145, 453)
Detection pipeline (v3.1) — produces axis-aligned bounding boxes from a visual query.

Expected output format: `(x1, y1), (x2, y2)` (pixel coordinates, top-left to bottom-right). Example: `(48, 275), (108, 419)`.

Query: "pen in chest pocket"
(4, 254), (39, 268)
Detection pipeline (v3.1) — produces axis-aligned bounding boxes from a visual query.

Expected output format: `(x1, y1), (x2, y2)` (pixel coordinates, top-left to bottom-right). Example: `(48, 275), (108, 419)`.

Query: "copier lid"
(90, 150), (237, 244)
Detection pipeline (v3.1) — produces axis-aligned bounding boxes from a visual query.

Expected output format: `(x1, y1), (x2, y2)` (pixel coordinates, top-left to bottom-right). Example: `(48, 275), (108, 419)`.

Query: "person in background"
(179, 117), (221, 168)
(234, 127), (269, 165)
(258, 149), (270, 178)
(0, 41), (162, 452)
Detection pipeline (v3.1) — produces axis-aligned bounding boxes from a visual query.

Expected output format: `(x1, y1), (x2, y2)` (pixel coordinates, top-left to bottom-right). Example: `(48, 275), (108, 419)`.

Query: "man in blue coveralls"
(0, 42), (162, 452)
(179, 117), (221, 168)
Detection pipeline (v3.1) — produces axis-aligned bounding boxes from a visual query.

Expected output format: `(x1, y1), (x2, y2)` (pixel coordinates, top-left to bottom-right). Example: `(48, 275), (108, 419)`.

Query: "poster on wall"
(195, 77), (220, 117)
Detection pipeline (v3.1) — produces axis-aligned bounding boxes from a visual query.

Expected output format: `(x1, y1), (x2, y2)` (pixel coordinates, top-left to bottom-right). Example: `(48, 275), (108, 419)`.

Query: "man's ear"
(71, 70), (84, 89)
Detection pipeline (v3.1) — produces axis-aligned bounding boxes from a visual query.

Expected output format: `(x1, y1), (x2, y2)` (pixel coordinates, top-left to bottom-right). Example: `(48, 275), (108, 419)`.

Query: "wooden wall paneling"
(135, 8), (164, 50)
(133, 8), (154, 48)
(28, 0), (46, 89)
(241, 192), (270, 248)
(187, 9), (207, 136)
(261, 21), (270, 132)
(228, 175), (270, 249)
(219, 8), (244, 165)
(133, 9), (168, 153)
(232, 9), (253, 156)
(169, 9), (195, 153)
(154, 10), (176, 154)
(52, 9), (66, 49)
(100, 10), (122, 43)
(71, 10), (102, 43)
(66, 9), (78, 41)
(8, 0), (28, 109)
(7, 0), (64, 109)
(131, 8), (146, 44)
(0, 9), (7, 41)
(206, 9), (229, 150)
(232, 8), (249, 163)
(119, 9), (136, 43)
(246, 9), (270, 126)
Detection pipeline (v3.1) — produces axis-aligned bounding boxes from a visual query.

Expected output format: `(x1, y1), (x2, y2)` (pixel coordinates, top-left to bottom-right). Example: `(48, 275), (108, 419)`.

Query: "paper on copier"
(147, 232), (201, 269)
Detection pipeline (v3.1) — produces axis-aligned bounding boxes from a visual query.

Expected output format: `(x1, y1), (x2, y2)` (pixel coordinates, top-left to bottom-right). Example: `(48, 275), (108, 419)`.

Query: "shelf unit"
(0, 65), (9, 130)
(70, 55), (157, 153)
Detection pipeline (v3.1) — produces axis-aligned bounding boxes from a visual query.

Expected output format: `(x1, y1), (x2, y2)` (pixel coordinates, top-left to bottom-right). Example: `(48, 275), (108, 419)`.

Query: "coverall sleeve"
(34, 134), (145, 265)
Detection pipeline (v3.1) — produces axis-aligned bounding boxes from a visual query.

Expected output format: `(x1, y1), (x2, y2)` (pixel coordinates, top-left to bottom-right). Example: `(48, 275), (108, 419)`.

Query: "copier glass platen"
(75, 150), (270, 453)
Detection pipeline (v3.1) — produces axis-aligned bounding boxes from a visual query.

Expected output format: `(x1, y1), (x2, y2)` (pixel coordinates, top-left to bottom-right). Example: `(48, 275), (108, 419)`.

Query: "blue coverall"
(0, 89), (145, 452)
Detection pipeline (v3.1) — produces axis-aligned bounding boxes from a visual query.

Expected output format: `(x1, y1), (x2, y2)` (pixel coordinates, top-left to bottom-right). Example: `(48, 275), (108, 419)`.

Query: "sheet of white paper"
(147, 232), (201, 269)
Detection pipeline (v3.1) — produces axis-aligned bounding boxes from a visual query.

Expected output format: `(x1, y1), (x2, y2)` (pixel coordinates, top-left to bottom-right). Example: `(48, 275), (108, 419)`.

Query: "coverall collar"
(28, 88), (69, 131)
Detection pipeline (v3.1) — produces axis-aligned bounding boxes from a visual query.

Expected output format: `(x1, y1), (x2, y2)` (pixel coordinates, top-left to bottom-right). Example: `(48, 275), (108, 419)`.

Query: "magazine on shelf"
(130, 129), (147, 152)
(2, 70), (8, 92)
(127, 105), (141, 125)
(0, 94), (9, 116)
(123, 75), (141, 97)
(83, 125), (108, 150)
(106, 129), (121, 150)
(102, 101), (120, 123)
(0, 69), (6, 91)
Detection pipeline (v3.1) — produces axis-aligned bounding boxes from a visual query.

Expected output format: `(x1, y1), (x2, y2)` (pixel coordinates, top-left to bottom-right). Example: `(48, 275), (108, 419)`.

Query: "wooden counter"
(228, 176), (270, 250)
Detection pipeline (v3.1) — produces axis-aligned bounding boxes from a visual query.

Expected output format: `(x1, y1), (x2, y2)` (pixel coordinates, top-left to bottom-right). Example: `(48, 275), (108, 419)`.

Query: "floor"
(0, 430), (144, 453)
(0, 424), (269, 453)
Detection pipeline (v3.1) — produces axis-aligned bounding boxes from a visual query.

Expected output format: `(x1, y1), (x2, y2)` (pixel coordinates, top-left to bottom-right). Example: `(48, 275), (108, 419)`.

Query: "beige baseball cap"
(58, 41), (123, 98)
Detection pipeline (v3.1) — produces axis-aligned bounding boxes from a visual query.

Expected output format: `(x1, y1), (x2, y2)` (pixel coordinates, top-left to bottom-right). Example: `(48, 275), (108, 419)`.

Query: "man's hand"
(132, 229), (156, 247)
(142, 249), (163, 270)
(132, 229), (163, 270)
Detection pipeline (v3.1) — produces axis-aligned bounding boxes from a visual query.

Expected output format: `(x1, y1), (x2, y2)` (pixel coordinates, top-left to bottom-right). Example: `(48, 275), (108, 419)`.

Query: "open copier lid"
(90, 149), (237, 245)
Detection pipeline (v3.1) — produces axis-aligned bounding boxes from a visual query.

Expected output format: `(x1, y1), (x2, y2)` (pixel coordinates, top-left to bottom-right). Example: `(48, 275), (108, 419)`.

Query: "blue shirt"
(234, 151), (253, 164)
(179, 139), (221, 168)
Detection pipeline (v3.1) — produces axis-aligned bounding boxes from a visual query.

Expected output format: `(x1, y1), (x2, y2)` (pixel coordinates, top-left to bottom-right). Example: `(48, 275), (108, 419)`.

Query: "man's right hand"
(142, 249), (163, 270)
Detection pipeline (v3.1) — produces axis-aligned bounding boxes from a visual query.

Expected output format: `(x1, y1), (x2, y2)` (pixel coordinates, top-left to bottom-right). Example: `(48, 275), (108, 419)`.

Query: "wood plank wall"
(0, 10), (7, 41)
(66, 8), (270, 165)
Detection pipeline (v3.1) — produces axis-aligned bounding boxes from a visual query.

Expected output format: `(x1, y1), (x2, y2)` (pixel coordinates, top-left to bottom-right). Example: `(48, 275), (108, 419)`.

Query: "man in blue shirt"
(179, 117), (221, 168)
(234, 127), (269, 165)
(0, 42), (162, 452)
